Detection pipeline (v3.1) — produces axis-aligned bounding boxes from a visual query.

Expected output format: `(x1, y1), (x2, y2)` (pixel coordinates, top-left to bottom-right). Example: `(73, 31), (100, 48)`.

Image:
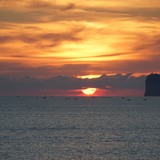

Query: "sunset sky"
(0, 0), (160, 96)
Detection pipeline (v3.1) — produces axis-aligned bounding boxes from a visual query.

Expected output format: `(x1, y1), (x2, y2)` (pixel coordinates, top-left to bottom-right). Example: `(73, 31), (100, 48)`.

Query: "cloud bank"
(0, 74), (145, 96)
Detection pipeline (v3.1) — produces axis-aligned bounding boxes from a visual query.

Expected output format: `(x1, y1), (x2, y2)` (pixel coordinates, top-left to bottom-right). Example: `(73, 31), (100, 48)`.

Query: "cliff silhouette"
(145, 73), (160, 96)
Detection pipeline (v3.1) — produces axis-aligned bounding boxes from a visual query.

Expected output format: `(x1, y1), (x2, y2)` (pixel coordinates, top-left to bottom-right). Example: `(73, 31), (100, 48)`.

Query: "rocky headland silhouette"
(145, 73), (160, 96)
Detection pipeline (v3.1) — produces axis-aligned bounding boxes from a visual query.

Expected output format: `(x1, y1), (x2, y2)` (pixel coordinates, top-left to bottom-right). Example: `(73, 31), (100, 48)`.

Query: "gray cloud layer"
(0, 74), (145, 95)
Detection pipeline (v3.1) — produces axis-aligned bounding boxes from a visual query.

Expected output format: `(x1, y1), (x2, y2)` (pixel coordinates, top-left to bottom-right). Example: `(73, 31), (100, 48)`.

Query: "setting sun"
(81, 88), (97, 96)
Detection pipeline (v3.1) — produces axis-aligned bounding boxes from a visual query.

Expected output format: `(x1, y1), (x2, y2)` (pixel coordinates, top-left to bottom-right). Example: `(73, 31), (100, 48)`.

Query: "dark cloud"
(0, 56), (160, 78)
(133, 34), (160, 53)
(62, 3), (76, 11)
(0, 2), (160, 24)
(0, 62), (92, 77)
(0, 28), (83, 48)
(92, 58), (160, 74)
(0, 9), (45, 23)
(0, 2), (77, 23)
(26, 1), (76, 11)
(83, 6), (160, 20)
(28, 0), (55, 9)
(0, 35), (13, 43)
(0, 73), (146, 96)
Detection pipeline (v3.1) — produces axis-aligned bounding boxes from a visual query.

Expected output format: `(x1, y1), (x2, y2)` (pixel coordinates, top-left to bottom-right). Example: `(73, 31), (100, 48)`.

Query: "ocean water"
(0, 96), (160, 160)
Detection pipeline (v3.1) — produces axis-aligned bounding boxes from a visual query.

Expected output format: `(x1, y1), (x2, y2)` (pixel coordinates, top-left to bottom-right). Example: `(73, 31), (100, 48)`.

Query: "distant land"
(145, 73), (160, 96)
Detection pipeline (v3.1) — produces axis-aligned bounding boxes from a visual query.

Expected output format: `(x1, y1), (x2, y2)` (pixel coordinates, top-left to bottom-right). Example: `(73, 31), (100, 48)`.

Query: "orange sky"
(0, 0), (160, 96)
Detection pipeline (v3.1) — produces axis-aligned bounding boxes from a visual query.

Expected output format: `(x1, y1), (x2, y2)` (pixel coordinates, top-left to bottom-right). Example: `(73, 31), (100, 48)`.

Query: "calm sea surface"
(0, 96), (160, 160)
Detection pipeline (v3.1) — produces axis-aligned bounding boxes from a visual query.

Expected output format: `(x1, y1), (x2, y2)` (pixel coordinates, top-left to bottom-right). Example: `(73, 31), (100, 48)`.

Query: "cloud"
(0, 9), (44, 23)
(133, 34), (160, 53)
(0, 62), (92, 77)
(92, 58), (160, 74)
(0, 0), (55, 9)
(28, 0), (55, 9)
(0, 54), (160, 78)
(0, 0), (160, 24)
(83, 6), (160, 20)
(0, 0), (21, 7)
(27, 0), (75, 11)
(62, 3), (76, 11)
(0, 2), (78, 23)
(0, 28), (84, 49)
(0, 73), (146, 96)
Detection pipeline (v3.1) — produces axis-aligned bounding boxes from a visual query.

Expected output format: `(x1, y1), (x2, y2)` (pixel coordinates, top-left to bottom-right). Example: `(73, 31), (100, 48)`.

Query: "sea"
(0, 96), (160, 160)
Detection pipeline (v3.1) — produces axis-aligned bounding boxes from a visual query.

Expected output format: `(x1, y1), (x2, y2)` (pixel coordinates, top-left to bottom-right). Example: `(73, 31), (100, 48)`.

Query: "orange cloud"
(0, 0), (160, 80)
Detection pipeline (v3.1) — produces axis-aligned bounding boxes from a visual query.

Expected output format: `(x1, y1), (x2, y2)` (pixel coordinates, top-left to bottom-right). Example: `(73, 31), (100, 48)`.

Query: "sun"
(81, 88), (97, 96)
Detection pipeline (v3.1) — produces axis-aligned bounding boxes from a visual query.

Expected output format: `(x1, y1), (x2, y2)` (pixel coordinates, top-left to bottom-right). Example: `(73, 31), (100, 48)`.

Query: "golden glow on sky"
(81, 88), (97, 96)
(0, 0), (160, 78)
(77, 75), (101, 79)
